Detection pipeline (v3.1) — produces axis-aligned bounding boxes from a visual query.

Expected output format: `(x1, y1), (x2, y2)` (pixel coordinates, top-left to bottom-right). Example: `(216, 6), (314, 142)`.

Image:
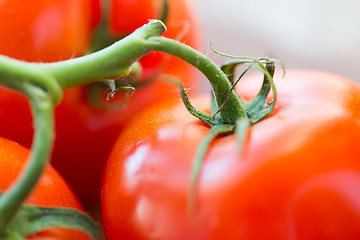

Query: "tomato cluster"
(1, 0), (360, 239)
(0, 0), (199, 207)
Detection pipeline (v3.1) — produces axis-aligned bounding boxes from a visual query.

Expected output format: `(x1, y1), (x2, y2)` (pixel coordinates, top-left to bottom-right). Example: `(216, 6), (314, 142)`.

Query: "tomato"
(101, 70), (360, 239)
(0, 137), (90, 239)
(0, 0), (199, 206)
(0, 0), (91, 62)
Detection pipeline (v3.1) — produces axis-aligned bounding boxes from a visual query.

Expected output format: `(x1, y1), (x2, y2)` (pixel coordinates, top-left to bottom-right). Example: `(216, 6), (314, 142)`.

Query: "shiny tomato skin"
(0, 0), (199, 206)
(0, 137), (89, 240)
(0, 0), (91, 62)
(101, 70), (360, 240)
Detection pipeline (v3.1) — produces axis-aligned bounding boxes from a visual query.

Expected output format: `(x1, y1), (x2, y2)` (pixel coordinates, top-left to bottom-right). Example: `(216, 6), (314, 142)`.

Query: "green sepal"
(163, 76), (221, 127)
(235, 118), (250, 153)
(160, 0), (169, 24)
(210, 92), (218, 116)
(246, 63), (276, 123)
(211, 46), (283, 124)
(211, 60), (253, 120)
(188, 125), (234, 219)
(220, 59), (248, 85)
(1, 205), (99, 240)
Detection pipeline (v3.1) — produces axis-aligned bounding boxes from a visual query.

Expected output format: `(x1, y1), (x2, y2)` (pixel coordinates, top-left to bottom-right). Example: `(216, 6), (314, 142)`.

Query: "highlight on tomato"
(0, 136), (92, 239)
(101, 69), (360, 240)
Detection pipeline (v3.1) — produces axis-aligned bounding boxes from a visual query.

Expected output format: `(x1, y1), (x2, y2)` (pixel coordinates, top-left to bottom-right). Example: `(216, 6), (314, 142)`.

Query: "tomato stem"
(40, 20), (167, 90)
(0, 96), (54, 233)
(145, 36), (248, 124)
(0, 20), (166, 100)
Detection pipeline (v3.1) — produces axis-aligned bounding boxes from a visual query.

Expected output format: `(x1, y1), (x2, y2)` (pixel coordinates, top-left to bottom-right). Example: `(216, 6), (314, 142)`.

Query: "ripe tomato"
(0, 137), (90, 239)
(101, 70), (360, 239)
(0, 0), (199, 206)
(0, 0), (91, 62)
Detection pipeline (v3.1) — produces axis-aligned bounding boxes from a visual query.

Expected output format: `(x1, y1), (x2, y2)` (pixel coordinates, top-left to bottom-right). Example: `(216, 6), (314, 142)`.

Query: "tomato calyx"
(170, 57), (279, 127)
(211, 46), (285, 123)
(0, 200), (99, 240)
(165, 50), (283, 216)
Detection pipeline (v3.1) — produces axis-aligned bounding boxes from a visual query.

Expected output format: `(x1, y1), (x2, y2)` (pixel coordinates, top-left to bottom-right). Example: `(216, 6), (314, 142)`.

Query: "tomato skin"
(101, 70), (360, 239)
(109, 0), (157, 35)
(0, 0), (91, 62)
(90, 0), (101, 30)
(0, 137), (89, 240)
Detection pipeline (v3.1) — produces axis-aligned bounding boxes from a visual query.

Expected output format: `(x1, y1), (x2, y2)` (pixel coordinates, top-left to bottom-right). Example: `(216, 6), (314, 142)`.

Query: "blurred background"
(192, 0), (360, 83)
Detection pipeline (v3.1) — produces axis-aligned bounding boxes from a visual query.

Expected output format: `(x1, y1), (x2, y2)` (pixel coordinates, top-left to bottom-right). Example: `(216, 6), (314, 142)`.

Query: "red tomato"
(0, 137), (89, 239)
(0, 0), (199, 206)
(101, 70), (360, 239)
(0, 0), (91, 62)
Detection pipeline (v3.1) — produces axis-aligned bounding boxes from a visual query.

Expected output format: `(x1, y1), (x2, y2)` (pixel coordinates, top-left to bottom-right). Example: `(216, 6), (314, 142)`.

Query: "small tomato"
(0, 136), (90, 240)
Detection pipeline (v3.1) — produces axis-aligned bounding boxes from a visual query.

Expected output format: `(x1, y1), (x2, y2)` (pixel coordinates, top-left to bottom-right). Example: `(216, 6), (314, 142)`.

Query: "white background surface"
(192, 0), (360, 83)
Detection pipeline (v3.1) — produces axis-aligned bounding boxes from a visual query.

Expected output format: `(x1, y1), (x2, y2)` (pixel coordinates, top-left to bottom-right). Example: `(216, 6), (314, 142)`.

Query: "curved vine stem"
(0, 94), (54, 232)
(145, 36), (247, 124)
